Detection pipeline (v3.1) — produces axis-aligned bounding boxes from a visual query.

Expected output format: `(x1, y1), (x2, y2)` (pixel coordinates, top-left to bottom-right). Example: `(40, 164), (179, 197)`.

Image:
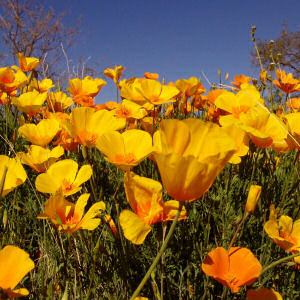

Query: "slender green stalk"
(129, 202), (183, 300)
(228, 212), (249, 250)
(260, 252), (300, 277)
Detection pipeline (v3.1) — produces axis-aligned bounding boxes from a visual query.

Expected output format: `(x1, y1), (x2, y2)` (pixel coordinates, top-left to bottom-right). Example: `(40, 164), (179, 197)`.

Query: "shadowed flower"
(247, 288), (282, 300)
(264, 213), (300, 254)
(35, 159), (92, 196)
(0, 245), (34, 298)
(29, 78), (54, 93)
(47, 91), (73, 112)
(119, 172), (187, 244)
(17, 53), (39, 72)
(0, 155), (27, 198)
(96, 129), (153, 171)
(245, 185), (262, 214)
(202, 247), (262, 293)
(17, 145), (64, 172)
(64, 107), (125, 148)
(18, 119), (60, 147)
(12, 90), (47, 116)
(153, 119), (236, 202)
(38, 193), (105, 233)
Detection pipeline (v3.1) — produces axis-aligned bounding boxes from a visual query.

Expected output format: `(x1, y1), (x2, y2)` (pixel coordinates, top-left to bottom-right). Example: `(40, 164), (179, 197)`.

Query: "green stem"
(260, 252), (300, 277)
(228, 212), (249, 250)
(129, 202), (183, 300)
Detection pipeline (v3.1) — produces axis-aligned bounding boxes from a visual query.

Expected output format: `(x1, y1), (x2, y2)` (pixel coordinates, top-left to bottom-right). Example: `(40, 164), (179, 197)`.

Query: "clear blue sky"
(7, 1), (300, 103)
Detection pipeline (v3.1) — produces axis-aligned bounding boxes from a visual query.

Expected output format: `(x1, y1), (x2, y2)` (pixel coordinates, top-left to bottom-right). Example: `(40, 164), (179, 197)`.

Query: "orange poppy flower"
(287, 97), (300, 112)
(230, 74), (252, 89)
(273, 70), (300, 94)
(144, 72), (159, 80)
(0, 67), (27, 94)
(103, 65), (124, 84)
(17, 53), (39, 72)
(202, 247), (262, 293)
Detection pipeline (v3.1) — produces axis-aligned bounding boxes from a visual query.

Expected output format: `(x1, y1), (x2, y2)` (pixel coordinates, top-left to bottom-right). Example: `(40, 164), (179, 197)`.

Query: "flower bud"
(245, 185), (262, 213)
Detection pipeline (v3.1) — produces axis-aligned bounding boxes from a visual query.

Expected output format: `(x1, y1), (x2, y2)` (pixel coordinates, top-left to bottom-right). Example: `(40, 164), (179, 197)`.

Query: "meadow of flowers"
(0, 50), (299, 299)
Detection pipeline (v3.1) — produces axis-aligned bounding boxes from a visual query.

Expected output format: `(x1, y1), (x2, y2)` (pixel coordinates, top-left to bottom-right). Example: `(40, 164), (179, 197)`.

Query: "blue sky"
(4, 1), (300, 103)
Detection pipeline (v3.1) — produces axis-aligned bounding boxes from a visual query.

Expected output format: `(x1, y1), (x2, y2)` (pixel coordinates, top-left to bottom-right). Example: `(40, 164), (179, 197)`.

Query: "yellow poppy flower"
(96, 129), (153, 171)
(285, 112), (300, 150)
(245, 185), (262, 214)
(38, 193), (105, 233)
(120, 78), (146, 102)
(137, 79), (179, 105)
(17, 53), (39, 72)
(18, 119), (60, 147)
(0, 155), (27, 198)
(175, 77), (206, 98)
(0, 245), (34, 298)
(64, 107), (125, 148)
(119, 172), (187, 244)
(264, 214), (300, 253)
(35, 159), (92, 196)
(17, 145), (64, 172)
(0, 67), (27, 94)
(103, 65), (124, 84)
(247, 288), (282, 300)
(47, 91), (73, 112)
(112, 99), (147, 120)
(12, 90), (47, 115)
(153, 119), (236, 202)
(29, 78), (54, 93)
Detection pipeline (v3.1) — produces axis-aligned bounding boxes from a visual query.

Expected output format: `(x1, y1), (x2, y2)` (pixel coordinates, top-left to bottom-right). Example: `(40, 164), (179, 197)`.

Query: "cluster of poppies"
(0, 53), (299, 299)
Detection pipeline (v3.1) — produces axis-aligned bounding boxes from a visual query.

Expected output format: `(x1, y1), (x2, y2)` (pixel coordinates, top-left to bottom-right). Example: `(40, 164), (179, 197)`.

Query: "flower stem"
(129, 202), (183, 300)
(260, 252), (300, 277)
(228, 212), (249, 250)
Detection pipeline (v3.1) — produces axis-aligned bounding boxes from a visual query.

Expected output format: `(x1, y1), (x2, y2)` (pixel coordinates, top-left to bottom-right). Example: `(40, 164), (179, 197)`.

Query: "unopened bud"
(225, 73), (229, 81)
(245, 185), (262, 213)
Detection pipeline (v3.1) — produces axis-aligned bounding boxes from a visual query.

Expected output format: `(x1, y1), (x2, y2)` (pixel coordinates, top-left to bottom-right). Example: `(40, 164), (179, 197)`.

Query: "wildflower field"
(0, 40), (300, 299)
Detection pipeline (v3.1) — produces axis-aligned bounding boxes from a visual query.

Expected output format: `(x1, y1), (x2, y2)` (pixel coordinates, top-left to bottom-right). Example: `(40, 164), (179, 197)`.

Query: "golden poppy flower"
(259, 69), (268, 83)
(29, 78), (54, 93)
(17, 145), (64, 172)
(47, 91), (73, 112)
(112, 99), (147, 120)
(0, 155), (27, 198)
(119, 172), (187, 244)
(0, 67), (27, 94)
(18, 119), (60, 147)
(0, 245), (34, 298)
(136, 79), (179, 105)
(153, 119), (236, 202)
(103, 65), (124, 84)
(64, 107), (125, 148)
(206, 89), (227, 104)
(12, 90), (47, 115)
(68, 76), (107, 97)
(53, 129), (79, 151)
(264, 214), (300, 253)
(215, 84), (262, 118)
(287, 97), (300, 112)
(38, 193), (105, 233)
(230, 74), (252, 89)
(222, 126), (249, 164)
(96, 129), (153, 171)
(175, 77), (206, 98)
(120, 78), (146, 102)
(202, 247), (262, 293)
(17, 53), (39, 72)
(144, 72), (159, 80)
(285, 112), (300, 150)
(247, 288), (282, 300)
(273, 70), (300, 94)
(35, 159), (92, 196)
(245, 185), (262, 214)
